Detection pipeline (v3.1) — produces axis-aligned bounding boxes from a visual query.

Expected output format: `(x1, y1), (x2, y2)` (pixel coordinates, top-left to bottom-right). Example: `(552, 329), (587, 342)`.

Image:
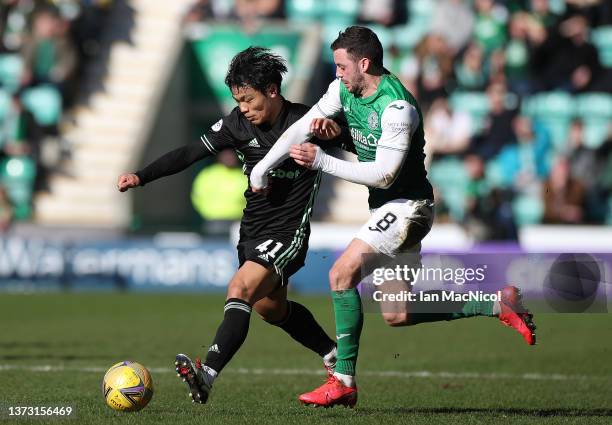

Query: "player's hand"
(117, 173), (140, 192)
(310, 118), (341, 140)
(250, 173), (269, 195)
(290, 143), (321, 169)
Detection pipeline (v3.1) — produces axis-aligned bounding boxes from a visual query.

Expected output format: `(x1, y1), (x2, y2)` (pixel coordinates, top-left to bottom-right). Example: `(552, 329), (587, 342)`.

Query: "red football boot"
(498, 285), (537, 345)
(299, 374), (357, 408)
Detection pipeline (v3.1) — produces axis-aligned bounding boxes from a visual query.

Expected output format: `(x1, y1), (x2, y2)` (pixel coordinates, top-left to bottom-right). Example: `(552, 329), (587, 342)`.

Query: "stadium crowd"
(0, 0), (111, 225)
(187, 0), (612, 240)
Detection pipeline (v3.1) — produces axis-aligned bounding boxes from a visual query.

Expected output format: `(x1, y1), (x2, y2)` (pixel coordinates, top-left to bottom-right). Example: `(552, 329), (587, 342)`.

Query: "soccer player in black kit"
(117, 47), (344, 404)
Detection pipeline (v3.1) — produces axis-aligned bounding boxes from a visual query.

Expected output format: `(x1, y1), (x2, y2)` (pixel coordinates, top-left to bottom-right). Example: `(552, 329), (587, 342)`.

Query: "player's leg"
(254, 286), (337, 370)
(176, 260), (279, 404)
(371, 202), (535, 344)
(299, 238), (374, 407)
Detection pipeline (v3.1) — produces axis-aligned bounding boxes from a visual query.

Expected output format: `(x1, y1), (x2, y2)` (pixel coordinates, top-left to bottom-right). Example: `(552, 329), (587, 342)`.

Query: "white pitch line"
(0, 364), (608, 382)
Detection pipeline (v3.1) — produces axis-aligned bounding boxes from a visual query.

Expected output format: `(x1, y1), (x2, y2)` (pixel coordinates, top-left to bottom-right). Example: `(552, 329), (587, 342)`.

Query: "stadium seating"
(575, 93), (612, 149)
(0, 54), (24, 94)
(592, 26), (612, 67)
(21, 85), (63, 126)
(521, 91), (574, 150)
(428, 157), (469, 221)
(449, 91), (490, 134)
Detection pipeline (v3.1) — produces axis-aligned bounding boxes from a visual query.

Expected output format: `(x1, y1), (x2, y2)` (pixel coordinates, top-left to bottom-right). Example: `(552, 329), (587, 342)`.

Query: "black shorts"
(237, 233), (309, 287)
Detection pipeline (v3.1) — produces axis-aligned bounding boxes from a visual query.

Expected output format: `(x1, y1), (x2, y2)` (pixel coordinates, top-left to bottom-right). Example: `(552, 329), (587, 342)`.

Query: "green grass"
(1, 293), (612, 424)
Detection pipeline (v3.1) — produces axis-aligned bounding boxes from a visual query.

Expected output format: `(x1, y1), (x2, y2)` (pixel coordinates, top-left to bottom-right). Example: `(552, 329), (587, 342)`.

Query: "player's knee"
(382, 312), (411, 327)
(226, 278), (255, 303)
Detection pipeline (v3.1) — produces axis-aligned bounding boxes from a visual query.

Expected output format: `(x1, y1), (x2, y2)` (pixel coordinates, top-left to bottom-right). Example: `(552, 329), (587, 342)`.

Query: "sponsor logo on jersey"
(367, 111), (379, 130)
(211, 119), (223, 132)
(248, 138), (260, 148)
(269, 169), (301, 179)
(350, 128), (378, 148)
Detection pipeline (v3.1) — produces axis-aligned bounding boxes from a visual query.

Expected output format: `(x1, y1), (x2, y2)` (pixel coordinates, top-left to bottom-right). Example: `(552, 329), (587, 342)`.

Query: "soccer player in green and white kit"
(250, 26), (536, 408)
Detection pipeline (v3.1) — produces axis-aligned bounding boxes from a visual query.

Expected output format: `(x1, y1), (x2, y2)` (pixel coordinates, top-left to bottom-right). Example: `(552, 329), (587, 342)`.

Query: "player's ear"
(359, 57), (370, 73)
(266, 83), (279, 98)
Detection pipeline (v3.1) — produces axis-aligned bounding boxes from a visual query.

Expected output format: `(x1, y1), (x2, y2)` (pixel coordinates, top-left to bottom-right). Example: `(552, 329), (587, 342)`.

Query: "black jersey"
(136, 99), (347, 240)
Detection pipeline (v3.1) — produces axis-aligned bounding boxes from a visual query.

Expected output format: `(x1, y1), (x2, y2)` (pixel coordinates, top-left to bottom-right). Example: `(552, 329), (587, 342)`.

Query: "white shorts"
(356, 199), (434, 257)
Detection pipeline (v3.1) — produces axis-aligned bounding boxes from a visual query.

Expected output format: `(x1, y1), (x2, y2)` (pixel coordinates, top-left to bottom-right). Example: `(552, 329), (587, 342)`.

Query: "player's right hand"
(117, 173), (140, 192)
(310, 118), (340, 140)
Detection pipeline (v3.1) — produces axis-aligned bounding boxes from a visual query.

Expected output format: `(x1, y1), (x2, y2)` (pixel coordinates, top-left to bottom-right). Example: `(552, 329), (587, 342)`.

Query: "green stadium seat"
(0, 54), (24, 94)
(521, 92), (575, 149)
(408, 0), (434, 27)
(324, 0), (359, 21)
(592, 26), (612, 67)
(20, 85), (62, 126)
(449, 91), (490, 133)
(0, 88), (10, 122)
(393, 21), (429, 50)
(428, 157), (469, 221)
(576, 93), (612, 149)
(512, 194), (543, 226)
(286, 0), (322, 22)
(0, 155), (36, 219)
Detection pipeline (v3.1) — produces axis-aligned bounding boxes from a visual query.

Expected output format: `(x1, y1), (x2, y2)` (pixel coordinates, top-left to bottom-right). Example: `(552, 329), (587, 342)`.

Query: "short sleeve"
(199, 113), (236, 154)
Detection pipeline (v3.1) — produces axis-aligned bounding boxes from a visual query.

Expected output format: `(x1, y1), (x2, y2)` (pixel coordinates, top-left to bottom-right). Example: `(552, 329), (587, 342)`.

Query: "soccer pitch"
(2, 293), (611, 424)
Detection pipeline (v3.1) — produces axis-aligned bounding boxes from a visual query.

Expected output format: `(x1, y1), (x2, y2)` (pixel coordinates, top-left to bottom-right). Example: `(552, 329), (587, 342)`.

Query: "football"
(102, 361), (154, 412)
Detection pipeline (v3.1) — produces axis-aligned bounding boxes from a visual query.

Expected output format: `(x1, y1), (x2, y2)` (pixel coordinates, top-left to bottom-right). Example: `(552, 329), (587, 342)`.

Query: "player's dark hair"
(225, 46), (287, 94)
(331, 26), (384, 68)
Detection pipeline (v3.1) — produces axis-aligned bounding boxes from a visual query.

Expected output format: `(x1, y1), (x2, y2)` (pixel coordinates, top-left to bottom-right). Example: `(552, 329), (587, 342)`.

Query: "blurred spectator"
(408, 34), (454, 110)
(565, 0), (612, 27)
(543, 156), (585, 224)
(463, 154), (517, 240)
(473, 0), (508, 53)
(431, 0), (475, 54)
(564, 119), (596, 187)
(358, 0), (407, 27)
(531, 14), (611, 93)
(495, 115), (551, 188)
(424, 97), (472, 167)
(0, 91), (41, 156)
(183, 0), (215, 23)
(20, 7), (78, 102)
(502, 13), (534, 94)
(191, 149), (247, 235)
(468, 81), (518, 160)
(454, 42), (488, 90)
(0, 183), (13, 232)
(528, 0), (559, 29)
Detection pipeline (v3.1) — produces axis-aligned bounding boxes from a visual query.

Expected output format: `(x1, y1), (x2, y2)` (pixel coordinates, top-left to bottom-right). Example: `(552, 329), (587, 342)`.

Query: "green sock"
(332, 289), (363, 376)
(409, 291), (496, 325)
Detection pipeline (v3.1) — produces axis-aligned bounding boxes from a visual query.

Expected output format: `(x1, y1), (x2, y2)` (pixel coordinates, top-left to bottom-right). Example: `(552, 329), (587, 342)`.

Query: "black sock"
(271, 301), (335, 358)
(204, 298), (252, 374)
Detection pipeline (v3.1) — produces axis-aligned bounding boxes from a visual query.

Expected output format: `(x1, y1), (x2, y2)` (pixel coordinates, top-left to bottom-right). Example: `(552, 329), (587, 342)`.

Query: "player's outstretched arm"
(290, 100), (419, 189)
(116, 141), (211, 192)
(250, 79), (343, 191)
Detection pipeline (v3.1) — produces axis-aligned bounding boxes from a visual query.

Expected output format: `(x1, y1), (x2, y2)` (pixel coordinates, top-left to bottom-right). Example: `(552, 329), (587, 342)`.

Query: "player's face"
(231, 85), (278, 125)
(333, 48), (366, 96)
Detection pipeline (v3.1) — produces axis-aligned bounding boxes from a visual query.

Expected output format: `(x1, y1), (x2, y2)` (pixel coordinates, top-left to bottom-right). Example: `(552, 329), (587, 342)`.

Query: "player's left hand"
(310, 118), (341, 140)
(290, 143), (321, 169)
